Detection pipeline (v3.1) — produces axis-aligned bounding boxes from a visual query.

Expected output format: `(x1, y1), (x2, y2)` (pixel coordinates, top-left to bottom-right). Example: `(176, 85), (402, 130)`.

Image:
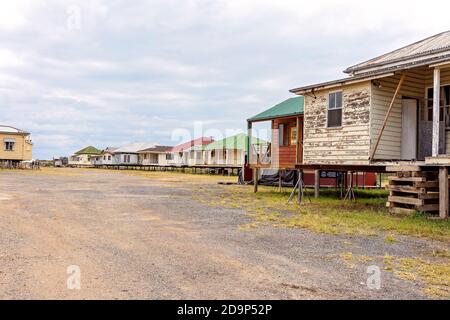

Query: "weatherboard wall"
(370, 70), (426, 160)
(303, 82), (372, 165)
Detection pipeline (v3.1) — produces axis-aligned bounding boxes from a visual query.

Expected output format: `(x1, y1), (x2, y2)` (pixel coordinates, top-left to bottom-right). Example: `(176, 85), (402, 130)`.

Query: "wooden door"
(401, 99), (418, 160)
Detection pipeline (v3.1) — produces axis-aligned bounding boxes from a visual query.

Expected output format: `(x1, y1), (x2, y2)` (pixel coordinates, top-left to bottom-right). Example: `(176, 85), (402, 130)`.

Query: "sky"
(1, 0), (449, 159)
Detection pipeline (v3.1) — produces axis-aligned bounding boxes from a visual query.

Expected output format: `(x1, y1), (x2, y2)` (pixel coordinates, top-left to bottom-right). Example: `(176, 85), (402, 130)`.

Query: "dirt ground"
(0, 168), (447, 299)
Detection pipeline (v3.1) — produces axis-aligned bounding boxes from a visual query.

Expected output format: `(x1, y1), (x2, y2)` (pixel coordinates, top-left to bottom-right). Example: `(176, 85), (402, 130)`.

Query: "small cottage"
(113, 142), (158, 165)
(247, 97), (304, 170)
(0, 125), (33, 167)
(69, 146), (101, 166)
(168, 137), (214, 166)
(191, 133), (268, 167)
(91, 147), (118, 165)
(138, 146), (173, 166)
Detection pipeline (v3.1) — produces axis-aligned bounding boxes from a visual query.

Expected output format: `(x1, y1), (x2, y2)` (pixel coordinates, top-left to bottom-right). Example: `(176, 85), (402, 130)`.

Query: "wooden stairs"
(386, 170), (443, 215)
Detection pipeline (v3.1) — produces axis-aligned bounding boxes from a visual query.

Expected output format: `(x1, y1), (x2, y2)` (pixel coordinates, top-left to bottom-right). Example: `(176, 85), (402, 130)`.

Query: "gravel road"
(0, 169), (445, 299)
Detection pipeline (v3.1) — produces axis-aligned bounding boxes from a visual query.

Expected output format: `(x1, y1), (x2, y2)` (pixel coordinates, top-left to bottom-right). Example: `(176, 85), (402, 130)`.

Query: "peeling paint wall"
(303, 82), (371, 164)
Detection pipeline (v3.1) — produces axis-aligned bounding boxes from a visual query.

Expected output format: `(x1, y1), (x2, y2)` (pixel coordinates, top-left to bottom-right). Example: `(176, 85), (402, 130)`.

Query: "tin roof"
(247, 97), (304, 122)
(345, 31), (450, 75)
(0, 125), (29, 135)
(170, 137), (214, 153)
(74, 146), (102, 155)
(115, 142), (159, 153)
(138, 145), (173, 153)
(190, 133), (268, 151)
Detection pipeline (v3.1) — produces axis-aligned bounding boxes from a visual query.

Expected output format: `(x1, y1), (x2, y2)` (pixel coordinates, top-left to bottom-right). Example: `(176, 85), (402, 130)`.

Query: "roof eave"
(247, 112), (303, 123)
(345, 49), (450, 75)
(290, 72), (395, 95)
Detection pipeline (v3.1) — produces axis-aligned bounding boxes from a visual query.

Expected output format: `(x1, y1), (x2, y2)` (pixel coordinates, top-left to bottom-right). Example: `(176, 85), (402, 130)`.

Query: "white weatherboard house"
(69, 146), (102, 166)
(91, 147), (118, 165)
(138, 146), (173, 166)
(113, 142), (159, 165)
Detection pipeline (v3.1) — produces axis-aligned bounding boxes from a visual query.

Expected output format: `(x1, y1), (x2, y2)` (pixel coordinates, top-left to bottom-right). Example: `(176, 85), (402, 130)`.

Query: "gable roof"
(101, 147), (119, 154)
(138, 145), (173, 153)
(0, 125), (29, 135)
(291, 31), (450, 94)
(170, 137), (214, 153)
(248, 97), (304, 122)
(190, 133), (268, 151)
(345, 31), (450, 75)
(115, 142), (158, 153)
(75, 146), (102, 155)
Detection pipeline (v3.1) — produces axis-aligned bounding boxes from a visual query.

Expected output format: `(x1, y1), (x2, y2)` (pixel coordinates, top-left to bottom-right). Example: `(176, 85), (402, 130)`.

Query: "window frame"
(290, 127), (297, 146)
(4, 141), (15, 151)
(327, 91), (343, 128)
(426, 84), (450, 130)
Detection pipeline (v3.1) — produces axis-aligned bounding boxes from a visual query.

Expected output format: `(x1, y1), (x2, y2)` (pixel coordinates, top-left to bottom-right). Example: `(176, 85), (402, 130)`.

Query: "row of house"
(68, 133), (267, 167)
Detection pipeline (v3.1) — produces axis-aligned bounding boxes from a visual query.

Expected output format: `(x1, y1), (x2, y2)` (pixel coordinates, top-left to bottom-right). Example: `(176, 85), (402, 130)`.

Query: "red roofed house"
(168, 137), (214, 166)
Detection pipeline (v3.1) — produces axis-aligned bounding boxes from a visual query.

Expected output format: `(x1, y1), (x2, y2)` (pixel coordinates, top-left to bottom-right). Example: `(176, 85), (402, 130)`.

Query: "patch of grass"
(384, 234), (398, 244)
(388, 257), (450, 298)
(340, 252), (374, 268)
(195, 184), (450, 242)
(346, 252), (450, 298)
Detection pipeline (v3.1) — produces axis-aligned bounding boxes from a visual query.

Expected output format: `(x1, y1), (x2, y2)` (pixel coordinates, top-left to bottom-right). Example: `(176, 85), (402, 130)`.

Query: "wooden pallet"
(386, 171), (441, 214)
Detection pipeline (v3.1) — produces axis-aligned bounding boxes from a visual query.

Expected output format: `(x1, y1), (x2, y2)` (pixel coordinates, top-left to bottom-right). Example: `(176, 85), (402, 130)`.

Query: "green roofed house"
(68, 146), (102, 167)
(247, 97), (304, 170)
(188, 133), (268, 167)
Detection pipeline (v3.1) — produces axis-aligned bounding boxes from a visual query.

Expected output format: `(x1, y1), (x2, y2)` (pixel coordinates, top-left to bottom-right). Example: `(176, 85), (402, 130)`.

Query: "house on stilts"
(247, 97), (377, 188)
(250, 31), (450, 218)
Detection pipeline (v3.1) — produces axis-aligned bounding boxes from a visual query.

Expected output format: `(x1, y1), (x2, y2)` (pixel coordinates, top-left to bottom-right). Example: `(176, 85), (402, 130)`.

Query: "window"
(4, 141), (15, 151)
(328, 92), (342, 127)
(290, 127), (297, 145)
(278, 124), (285, 146)
(103, 156), (106, 160)
(166, 153), (174, 161)
(108, 156), (111, 160)
(211, 150), (216, 158)
(427, 86), (450, 129)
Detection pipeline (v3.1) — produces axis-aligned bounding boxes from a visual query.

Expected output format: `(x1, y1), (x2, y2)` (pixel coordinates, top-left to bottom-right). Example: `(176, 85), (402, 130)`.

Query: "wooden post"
(253, 168), (258, 193)
(295, 117), (300, 164)
(314, 169), (320, 198)
(297, 170), (303, 203)
(371, 73), (406, 159)
(432, 68), (441, 157)
(278, 170), (283, 192)
(247, 121), (253, 165)
(439, 167), (449, 219)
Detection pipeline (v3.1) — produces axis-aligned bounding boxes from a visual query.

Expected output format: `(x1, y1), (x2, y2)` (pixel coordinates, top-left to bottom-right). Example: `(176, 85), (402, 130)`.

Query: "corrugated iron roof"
(115, 142), (158, 153)
(170, 137), (214, 153)
(247, 97), (304, 122)
(189, 133), (268, 151)
(138, 145), (173, 153)
(0, 125), (29, 135)
(345, 31), (450, 74)
(74, 146), (102, 155)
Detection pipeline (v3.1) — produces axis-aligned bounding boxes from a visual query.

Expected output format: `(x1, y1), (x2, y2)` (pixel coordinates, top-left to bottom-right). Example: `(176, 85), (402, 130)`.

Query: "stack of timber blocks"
(386, 170), (442, 215)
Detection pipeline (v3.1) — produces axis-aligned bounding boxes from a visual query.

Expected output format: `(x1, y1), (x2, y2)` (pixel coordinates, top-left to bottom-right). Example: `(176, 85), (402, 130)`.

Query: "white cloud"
(1, 0), (449, 158)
